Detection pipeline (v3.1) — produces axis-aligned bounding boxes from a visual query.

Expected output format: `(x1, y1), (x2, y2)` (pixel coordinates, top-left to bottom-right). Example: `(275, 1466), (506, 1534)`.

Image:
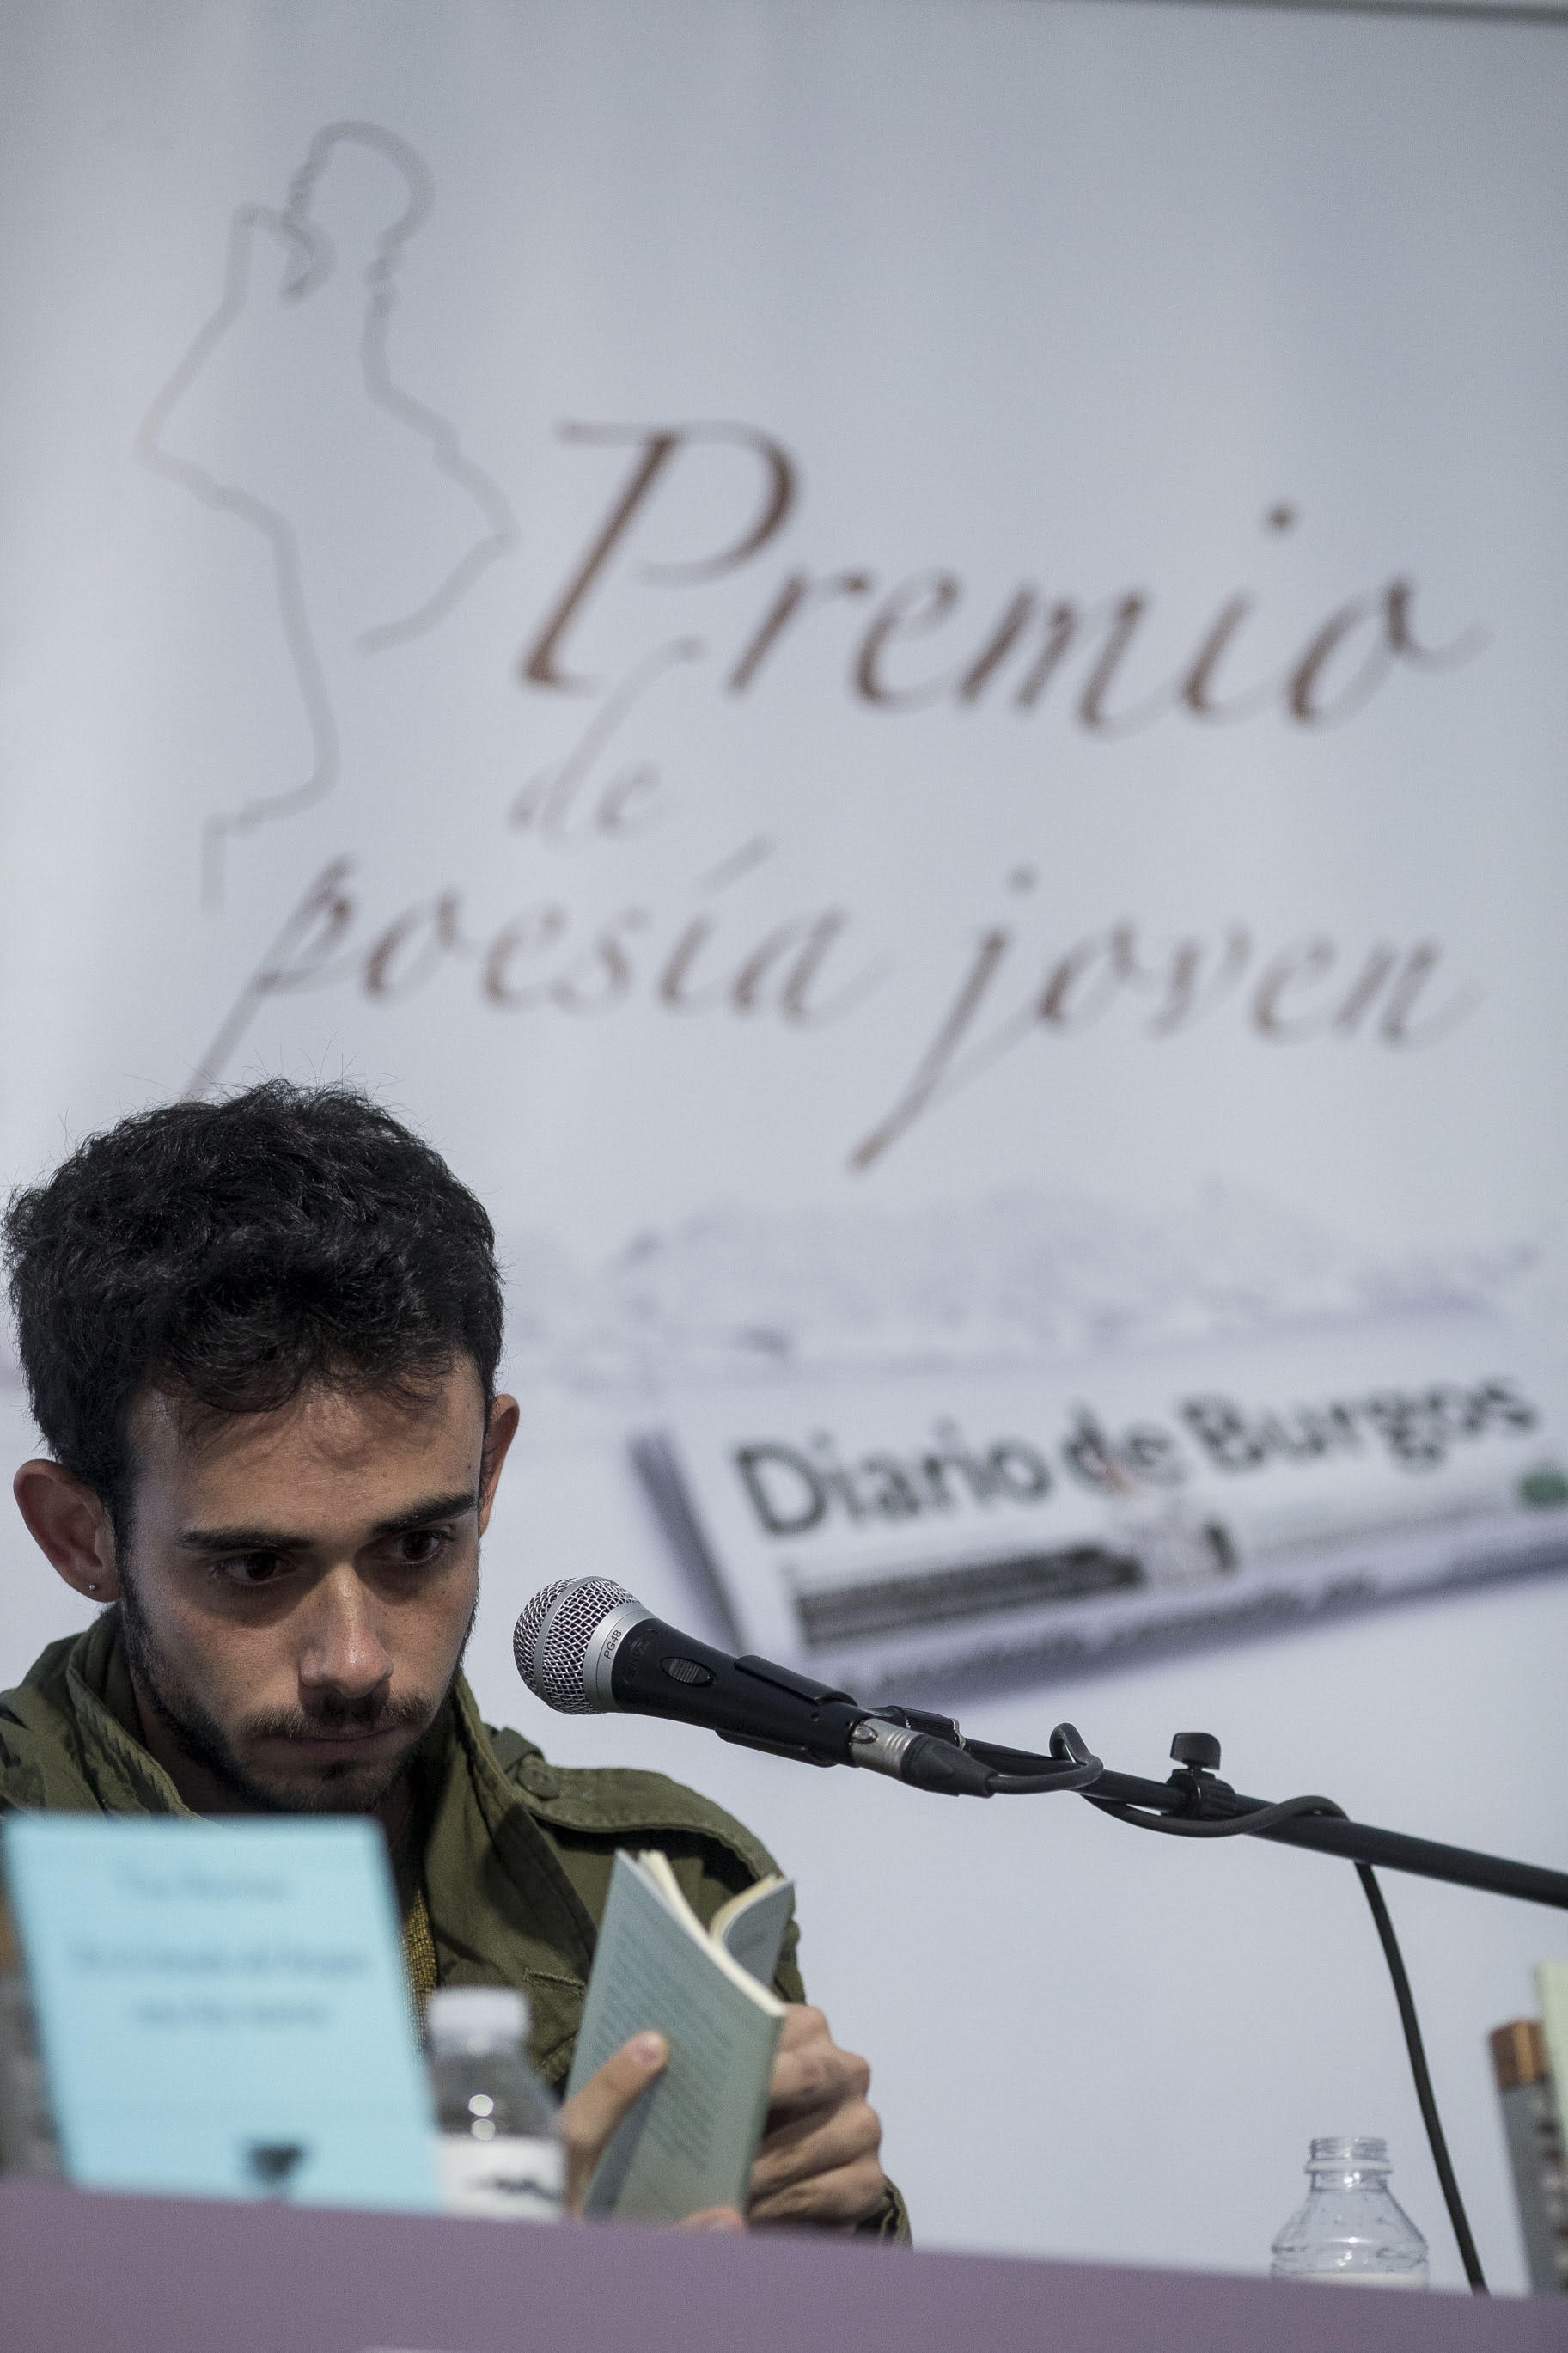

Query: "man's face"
(112, 1360), (513, 1817)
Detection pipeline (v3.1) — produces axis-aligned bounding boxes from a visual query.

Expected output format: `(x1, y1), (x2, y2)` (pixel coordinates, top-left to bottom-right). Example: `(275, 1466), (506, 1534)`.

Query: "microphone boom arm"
(1080, 1760), (1568, 1910)
(920, 1718), (1568, 1910)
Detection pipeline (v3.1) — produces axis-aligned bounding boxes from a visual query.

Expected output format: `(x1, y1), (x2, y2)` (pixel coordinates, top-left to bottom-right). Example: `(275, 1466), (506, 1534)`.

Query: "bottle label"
(435, 2131), (564, 2222)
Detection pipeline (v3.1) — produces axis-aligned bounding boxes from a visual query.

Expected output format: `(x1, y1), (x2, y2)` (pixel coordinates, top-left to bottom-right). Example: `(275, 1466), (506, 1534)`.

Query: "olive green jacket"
(0, 1611), (906, 2238)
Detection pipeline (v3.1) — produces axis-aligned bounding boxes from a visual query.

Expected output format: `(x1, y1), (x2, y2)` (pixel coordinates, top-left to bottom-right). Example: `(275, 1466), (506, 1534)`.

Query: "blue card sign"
(0, 1815), (439, 2210)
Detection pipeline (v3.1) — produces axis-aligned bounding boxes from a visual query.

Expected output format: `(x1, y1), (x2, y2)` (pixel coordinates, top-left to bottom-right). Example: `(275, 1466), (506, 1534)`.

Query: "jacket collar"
(58, 1608), (194, 1817)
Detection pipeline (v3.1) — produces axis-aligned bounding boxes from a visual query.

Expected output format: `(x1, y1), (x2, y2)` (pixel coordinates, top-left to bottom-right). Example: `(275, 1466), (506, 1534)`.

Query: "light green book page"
(568, 1849), (786, 2222)
(709, 1872), (795, 1990)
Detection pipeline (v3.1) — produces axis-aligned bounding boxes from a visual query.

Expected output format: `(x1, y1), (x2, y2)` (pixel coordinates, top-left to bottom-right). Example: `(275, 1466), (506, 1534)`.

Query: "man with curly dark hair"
(0, 1081), (902, 2237)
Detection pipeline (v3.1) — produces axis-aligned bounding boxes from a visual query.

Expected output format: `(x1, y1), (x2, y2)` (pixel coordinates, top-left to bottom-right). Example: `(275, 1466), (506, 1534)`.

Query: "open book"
(565, 1849), (794, 2222)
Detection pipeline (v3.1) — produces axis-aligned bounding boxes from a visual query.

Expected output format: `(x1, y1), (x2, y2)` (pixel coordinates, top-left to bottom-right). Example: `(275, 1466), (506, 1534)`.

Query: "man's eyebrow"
(175, 1490), (479, 1554)
(369, 1491), (479, 1541)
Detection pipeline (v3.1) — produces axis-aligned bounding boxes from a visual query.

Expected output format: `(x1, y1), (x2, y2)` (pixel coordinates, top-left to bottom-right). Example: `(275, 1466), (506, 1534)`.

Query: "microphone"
(511, 1576), (998, 1794)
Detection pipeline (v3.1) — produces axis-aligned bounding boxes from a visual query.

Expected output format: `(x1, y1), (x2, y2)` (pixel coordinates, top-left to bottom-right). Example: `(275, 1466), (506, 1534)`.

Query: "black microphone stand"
(887, 1711), (1568, 2294)
(955, 1722), (1568, 1910)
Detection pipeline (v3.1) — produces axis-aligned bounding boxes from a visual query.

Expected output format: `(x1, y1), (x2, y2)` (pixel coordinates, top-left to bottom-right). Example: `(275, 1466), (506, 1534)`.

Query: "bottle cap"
(425, 1985), (531, 2055)
(1306, 2135), (1389, 2172)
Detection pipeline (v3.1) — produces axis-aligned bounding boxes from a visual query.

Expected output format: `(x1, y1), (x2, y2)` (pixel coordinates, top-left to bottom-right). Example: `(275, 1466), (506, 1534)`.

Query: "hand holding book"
(563, 1850), (886, 2229)
(556, 2026), (746, 2228)
(744, 2001), (886, 2229)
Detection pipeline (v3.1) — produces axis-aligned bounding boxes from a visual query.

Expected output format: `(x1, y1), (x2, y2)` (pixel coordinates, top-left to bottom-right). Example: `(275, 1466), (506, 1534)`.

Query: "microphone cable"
(1352, 1859), (1487, 2295)
(1071, 1766), (1488, 2293)
(847, 1696), (1486, 2285)
(917, 1707), (1486, 2292)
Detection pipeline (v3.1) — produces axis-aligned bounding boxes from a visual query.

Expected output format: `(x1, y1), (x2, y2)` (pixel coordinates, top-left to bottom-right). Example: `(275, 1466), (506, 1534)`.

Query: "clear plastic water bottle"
(1271, 2136), (1429, 2287)
(427, 1985), (564, 2222)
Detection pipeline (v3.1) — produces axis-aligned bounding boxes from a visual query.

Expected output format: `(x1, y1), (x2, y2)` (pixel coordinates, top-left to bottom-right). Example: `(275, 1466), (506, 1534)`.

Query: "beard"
(118, 1576), (472, 1816)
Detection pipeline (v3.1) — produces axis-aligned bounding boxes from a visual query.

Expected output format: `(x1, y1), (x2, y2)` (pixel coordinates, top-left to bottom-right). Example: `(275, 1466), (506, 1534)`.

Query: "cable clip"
(1166, 1730), (1236, 1820)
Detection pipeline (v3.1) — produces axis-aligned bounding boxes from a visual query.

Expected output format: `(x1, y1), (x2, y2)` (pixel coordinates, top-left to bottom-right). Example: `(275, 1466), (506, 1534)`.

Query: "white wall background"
(3, 0), (1567, 2291)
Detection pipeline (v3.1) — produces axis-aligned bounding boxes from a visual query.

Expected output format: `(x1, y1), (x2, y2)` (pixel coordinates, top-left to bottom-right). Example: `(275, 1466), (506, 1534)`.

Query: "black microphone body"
(611, 1613), (864, 1764)
(513, 1578), (998, 1793)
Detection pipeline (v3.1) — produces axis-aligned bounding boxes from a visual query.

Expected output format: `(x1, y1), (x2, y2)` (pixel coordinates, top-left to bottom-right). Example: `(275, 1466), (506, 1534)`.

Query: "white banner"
(5, 0), (1565, 1626)
(3, 0), (1568, 2284)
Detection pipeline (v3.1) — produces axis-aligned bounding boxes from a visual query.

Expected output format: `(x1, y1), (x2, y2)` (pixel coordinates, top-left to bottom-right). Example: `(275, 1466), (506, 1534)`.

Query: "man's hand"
(559, 2006), (887, 2233)
(558, 2032), (665, 2214)
(558, 2032), (744, 2230)
(747, 2003), (887, 2228)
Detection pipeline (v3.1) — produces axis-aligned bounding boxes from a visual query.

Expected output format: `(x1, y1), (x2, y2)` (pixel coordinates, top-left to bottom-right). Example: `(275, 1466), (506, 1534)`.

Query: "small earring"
(88, 1581), (99, 1593)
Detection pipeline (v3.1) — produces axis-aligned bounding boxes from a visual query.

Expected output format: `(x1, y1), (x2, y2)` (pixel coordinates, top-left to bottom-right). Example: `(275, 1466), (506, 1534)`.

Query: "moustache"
(242, 1693), (434, 1743)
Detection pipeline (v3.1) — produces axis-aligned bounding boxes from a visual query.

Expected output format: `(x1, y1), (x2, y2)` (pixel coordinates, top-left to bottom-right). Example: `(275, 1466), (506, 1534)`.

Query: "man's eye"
(391, 1528), (451, 1568)
(213, 1554), (287, 1587)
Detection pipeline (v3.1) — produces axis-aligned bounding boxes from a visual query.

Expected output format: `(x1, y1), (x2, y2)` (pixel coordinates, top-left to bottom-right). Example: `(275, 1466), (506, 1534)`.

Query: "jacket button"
(521, 1761), (561, 1800)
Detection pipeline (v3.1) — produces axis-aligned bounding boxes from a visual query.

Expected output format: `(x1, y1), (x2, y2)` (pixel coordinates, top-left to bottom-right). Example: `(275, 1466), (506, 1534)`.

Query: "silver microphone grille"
(513, 1576), (641, 1713)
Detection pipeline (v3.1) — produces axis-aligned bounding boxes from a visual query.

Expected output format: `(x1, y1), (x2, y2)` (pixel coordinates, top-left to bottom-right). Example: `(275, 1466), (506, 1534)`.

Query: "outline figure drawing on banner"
(137, 121), (516, 901)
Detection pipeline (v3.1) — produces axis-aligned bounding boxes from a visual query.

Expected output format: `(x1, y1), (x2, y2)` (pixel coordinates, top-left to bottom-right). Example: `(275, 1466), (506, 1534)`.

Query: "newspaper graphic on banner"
(632, 1317), (1568, 1697)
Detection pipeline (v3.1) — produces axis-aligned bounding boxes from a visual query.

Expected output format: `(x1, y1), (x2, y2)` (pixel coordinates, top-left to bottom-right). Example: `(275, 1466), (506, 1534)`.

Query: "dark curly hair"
(3, 1081), (504, 1547)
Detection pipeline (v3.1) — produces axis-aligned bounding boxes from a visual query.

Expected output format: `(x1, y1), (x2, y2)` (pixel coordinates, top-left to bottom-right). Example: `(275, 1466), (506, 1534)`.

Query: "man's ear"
(478, 1394), (521, 1532)
(14, 1460), (122, 1602)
